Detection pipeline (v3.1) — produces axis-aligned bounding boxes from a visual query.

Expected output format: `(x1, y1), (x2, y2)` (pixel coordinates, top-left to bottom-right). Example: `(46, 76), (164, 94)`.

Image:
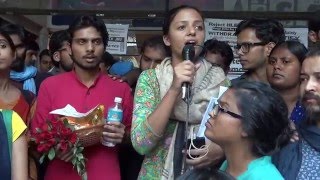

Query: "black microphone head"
(182, 43), (195, 61)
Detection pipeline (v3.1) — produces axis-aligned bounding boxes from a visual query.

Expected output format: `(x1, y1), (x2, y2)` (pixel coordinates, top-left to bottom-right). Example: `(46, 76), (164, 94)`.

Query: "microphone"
(181, 44), (195, 100)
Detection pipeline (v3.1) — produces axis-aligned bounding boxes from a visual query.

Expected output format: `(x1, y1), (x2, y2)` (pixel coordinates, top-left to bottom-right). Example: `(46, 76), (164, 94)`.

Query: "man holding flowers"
(32, 15), (133, 180)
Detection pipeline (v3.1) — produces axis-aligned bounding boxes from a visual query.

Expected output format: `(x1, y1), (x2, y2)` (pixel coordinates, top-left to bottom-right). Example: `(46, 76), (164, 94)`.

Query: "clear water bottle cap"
(114, 97), (122, 103)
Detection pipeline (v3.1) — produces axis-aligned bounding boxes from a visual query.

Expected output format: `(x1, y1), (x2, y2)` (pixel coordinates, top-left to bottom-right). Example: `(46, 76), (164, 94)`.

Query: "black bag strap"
(173, 121), (186, 179)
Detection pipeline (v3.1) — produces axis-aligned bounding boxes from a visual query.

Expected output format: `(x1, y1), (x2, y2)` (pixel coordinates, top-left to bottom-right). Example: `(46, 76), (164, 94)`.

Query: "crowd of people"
(0, 4), (320, 180)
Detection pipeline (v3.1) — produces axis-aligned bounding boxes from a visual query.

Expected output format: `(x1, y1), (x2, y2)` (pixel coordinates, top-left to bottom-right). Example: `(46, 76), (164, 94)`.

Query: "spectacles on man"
(211, 103), (243, 119)
(235, 42), (267, 54)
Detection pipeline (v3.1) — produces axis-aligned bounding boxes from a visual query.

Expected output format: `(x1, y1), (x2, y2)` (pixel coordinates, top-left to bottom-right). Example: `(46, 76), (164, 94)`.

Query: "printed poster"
(105, 24), (129, 55)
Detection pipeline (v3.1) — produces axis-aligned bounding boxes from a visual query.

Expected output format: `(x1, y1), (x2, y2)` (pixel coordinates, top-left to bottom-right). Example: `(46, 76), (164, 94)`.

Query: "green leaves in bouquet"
(48, 148), (56, 160)
(31, 118), (87, 179)
(71, 140), (87, 180)
(39, 147), (56, 164)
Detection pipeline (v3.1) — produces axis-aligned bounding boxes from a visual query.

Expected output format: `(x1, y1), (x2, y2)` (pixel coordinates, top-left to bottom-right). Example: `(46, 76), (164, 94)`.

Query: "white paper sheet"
(197, 86), (229, 137)
(49, 104), (99, 118)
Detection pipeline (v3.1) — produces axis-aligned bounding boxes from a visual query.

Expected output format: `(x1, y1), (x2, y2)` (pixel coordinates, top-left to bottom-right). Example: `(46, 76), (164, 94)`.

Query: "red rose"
(47, 138), (56, 147)
(39, 132), (48, 141)
(49, 129), (57, 137)
(59, 141), (69, 152)
(70, 133), (77, 144)
(61, 127), (72, 136)
(37, 144), (45, 153)
(45, 133), (54, 140)
(31, 117), (87, 178)
(37, 143), (51, 153)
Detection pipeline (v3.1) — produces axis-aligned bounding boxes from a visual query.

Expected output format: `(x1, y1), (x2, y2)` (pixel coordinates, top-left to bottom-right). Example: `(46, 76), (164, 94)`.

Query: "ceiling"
(0, 0), (319, 55)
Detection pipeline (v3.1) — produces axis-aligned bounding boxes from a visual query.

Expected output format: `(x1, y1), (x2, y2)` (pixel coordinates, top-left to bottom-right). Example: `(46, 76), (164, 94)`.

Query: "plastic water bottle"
(102, 97), (123, 147)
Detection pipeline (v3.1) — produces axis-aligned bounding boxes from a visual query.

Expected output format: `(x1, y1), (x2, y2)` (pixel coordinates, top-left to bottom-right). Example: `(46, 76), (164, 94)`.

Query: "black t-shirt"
(34, 72), (52, 94)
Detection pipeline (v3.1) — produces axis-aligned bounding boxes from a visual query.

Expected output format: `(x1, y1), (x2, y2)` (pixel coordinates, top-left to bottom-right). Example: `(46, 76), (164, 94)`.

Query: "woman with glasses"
(205, 81), (291, 179)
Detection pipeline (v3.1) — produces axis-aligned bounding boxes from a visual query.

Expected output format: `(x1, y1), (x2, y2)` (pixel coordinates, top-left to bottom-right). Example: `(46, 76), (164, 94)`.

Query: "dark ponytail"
(274, 124), (293, 152)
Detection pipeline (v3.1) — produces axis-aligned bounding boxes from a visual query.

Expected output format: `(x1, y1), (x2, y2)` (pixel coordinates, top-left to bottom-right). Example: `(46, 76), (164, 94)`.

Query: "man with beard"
(32, 15), (133, 180)
(1, 23), (51, 95)
(48, 30), (74, 75)
(272, 49), (320, 179)
(231, 18), (285, 84)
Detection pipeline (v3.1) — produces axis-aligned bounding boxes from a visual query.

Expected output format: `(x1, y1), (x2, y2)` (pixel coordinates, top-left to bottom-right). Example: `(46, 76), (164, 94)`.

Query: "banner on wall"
(204, 18), (308, 79)
(205, 18), (242, 79)
(285, 28), (308, 47)
(105, 24), (129, 55)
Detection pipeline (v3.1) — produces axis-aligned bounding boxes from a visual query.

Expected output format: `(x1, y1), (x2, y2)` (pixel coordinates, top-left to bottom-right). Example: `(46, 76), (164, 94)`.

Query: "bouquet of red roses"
(31, 118), (87, 180)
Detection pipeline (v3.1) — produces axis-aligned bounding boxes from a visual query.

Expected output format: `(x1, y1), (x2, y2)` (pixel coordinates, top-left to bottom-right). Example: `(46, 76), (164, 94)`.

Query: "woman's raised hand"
(170, 60), (200, 92)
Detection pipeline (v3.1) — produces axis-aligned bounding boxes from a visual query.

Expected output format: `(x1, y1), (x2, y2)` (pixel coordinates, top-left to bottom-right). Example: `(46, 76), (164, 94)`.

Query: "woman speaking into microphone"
(131, 5), (227, 180)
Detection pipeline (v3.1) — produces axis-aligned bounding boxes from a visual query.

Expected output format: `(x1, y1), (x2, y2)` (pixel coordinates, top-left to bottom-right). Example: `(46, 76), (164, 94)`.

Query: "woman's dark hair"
(308, 19), (320, 33)
(0, 29), (16, 52)
(163, 5), (204, 36)
(235, 18), (285, 44)
(49, 30), (71, 55)
(303, 48), (320, 60)
(49, 30), (71, 68)
(231, 81), (292, 156)
(201, 39), (234, 68)
(68, 15), (109, 48)
(101, 51), (116, 67)
(25, 40), (39, 52)
(0, 23), (25, 44)
(270, 40), (308, 64)
(177, 168), (235, 180)
(140, 35), (170, 56)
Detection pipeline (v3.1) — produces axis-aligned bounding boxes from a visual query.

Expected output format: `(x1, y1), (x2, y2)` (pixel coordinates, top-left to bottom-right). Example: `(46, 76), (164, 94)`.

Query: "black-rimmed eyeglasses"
(235, 42), (267, 54)
(211, 104), (243, 119)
